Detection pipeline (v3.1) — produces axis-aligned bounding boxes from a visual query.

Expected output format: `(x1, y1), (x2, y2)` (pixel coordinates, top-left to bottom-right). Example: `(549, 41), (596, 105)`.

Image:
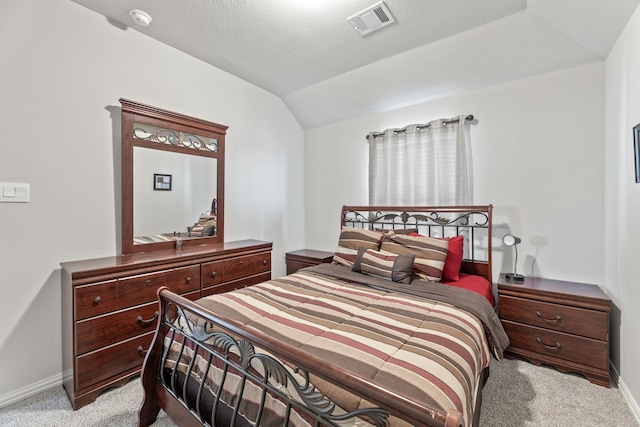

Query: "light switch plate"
(0, 182), (30, 203)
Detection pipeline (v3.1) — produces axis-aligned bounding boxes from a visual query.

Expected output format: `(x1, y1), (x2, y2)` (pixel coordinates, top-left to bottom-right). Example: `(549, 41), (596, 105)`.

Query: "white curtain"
(368, 115), (472, 206)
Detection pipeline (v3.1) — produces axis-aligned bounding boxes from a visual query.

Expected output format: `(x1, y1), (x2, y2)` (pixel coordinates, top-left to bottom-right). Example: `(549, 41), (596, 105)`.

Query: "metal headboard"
(340, 205), (493, 283)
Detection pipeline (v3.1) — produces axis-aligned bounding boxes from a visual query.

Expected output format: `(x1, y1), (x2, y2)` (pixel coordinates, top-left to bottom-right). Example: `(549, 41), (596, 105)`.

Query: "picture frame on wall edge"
(634, 123), (640, 183)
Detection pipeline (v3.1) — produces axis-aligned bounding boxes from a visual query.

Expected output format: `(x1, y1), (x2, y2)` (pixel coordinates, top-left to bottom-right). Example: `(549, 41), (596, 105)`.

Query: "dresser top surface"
(61, 240), (272, 276)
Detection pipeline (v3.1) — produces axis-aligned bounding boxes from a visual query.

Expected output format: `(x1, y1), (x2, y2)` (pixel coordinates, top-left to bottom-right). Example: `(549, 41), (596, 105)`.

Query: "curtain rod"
(366, 115), (474, 140)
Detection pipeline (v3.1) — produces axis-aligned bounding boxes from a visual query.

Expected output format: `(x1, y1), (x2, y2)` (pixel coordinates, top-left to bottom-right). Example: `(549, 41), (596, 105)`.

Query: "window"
(368, 115), (473, 206)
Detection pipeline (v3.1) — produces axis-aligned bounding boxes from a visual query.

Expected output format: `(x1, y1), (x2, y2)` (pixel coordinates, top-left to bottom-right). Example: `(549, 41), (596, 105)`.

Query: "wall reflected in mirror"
(133, 146), (217, 244)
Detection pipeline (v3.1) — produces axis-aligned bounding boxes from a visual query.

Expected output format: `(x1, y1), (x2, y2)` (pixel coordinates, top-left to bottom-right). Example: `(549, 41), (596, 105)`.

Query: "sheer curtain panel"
(368, 115), (472, 206)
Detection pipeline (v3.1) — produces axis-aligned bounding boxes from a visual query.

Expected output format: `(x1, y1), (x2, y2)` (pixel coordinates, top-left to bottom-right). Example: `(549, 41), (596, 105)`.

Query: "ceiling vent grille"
(347, 2), (395, 36)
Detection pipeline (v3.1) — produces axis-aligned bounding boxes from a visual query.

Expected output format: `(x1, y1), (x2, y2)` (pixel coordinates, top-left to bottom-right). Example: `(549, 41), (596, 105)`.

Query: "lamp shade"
(503, 234), (521, 247)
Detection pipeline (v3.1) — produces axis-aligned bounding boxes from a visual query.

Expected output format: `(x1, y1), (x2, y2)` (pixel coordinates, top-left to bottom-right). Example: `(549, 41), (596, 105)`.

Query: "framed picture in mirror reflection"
(154, 173), (172, 191)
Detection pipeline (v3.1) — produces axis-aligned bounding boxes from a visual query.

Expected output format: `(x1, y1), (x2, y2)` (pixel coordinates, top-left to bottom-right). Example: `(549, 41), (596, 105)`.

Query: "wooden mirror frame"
(120, 98), (226, 255)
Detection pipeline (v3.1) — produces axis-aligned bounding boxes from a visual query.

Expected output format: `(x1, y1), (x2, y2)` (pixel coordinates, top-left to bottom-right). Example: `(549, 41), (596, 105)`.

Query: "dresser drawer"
(224, 254), (257, 282)
(202, 272), (271, 298)
(502, 320), (608, 370)
(118, 270), (173, 309)
(499, 295), (608, 340)
(173, 265), (200, 294)
(254, 252), (271, 273)
(75, 280), (118, 321)
(75, 332), (152, 391)
(223, 252), (270, 281)
(201, 260), (224, 287)
(75, 302), (159, 355)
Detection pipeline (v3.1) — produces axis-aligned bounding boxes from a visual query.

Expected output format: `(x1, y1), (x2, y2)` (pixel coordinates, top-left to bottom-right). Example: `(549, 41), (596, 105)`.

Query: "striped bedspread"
(174, 264), (508, 427)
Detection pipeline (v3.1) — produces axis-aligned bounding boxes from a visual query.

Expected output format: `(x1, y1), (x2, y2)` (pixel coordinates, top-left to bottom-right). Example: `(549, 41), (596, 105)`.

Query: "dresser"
(497, 273), (611, 387)
(61, 239), (272, 409)
(285, 249), (335, 274)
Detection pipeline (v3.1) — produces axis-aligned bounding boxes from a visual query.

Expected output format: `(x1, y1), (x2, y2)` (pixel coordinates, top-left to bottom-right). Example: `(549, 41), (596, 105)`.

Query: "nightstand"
(285, 249), (334, 274)
(497, 273), (611, 387)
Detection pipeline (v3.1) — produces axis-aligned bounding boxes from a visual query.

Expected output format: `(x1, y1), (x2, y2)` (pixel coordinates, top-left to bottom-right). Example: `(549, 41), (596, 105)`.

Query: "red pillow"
(409, 233), (463, 281)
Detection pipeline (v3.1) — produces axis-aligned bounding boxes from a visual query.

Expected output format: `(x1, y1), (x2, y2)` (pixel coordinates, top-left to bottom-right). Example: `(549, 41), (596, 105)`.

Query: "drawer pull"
(136, 311), (159, 325)
(186, 276), (192, 283)
(211, 272), (217, 278)
(136, 345), (149, 355)
(536, 337), (561, 350)
(536, 311), (561, 323)
(93, 296), (102, 304)
(262, 260), (267, 266)
(145, 279), (151, 286)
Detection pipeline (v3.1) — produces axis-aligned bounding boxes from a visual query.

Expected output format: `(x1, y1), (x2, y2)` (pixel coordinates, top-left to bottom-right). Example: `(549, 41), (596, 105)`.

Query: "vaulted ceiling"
(71, 0), (640, 128)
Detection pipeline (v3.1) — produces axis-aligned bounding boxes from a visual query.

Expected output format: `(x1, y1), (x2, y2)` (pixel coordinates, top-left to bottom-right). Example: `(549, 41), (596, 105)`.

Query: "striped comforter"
(171, 264), (508, 427)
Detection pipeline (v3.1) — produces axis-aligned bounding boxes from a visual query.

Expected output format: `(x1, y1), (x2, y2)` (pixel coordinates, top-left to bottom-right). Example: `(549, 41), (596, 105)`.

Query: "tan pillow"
(380, 234), (449, 282)
(374, 227), (419, 235)
(332, 227), (384, 268)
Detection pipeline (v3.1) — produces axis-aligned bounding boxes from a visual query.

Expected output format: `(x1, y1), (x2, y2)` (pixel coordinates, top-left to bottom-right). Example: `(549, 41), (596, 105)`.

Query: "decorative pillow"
(381, 234), (449, 282)
(410, 233), (464, 281)
(332, 227), (384, 267)
(352, 248), (415, 284)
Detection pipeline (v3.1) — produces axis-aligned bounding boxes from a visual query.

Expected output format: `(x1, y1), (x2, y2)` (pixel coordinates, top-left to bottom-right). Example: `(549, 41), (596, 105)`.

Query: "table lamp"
(503, 234), (524, 283)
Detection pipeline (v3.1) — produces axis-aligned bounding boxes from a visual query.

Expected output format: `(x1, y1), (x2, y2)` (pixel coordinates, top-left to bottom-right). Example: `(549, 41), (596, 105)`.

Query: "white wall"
(0, 0), (304, 404)
(305, 63), (605, 287)
(605, 2), (640, 418)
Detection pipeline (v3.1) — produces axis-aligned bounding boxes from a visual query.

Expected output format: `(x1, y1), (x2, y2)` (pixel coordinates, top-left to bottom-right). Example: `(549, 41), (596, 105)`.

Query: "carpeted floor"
(0, 359), (638, 426)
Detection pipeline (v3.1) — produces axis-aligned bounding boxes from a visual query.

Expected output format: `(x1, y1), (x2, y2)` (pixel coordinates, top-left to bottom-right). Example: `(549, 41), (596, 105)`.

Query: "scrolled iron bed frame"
(138, 205), (493, 427)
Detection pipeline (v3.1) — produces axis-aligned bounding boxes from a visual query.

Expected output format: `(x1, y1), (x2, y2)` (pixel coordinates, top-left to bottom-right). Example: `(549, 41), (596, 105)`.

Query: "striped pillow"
(381, 234), (449, 282)
(352, 248), (415, 284)
(332, 227), (384, 268)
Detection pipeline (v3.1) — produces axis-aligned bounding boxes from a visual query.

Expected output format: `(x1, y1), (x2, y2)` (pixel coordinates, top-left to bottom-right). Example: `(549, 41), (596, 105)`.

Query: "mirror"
(120, 98), (226, 255)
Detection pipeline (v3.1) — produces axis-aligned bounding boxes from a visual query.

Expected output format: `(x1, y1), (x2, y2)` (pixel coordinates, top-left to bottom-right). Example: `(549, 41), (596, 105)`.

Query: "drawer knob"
(211, 271), (217, 278)
(145, 279), (151, 286)
(536, 337), (561, 351)
(93, 296), (102, 304)
(536, 311), (561, 323)
(136, 345), (149, 356)
(136, 311), (159, 325)
(186, 276), (192, 283)
(262, 260), (267, 265)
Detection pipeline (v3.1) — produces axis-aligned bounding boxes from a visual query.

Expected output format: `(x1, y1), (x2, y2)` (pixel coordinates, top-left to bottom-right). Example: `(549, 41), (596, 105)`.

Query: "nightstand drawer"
(286, 249), (335, 274)
(502, 320), (608, 370)
(500, 295), (608, 340)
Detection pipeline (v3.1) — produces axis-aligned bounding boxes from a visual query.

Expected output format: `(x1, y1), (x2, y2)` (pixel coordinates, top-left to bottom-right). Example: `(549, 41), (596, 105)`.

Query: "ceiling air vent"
(347, 2), (395, 36)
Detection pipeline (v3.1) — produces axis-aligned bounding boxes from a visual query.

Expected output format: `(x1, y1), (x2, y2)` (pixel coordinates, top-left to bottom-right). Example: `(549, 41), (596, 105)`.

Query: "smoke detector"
(347, 2), (395, 36)
(129, 9), (152, 27)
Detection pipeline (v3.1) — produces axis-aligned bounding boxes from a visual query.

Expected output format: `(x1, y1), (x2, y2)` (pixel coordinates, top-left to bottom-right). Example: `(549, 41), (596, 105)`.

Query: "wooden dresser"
(61, 239), (272, 409)
(285, 249), (335, 274)
(497, 273), (611, 386)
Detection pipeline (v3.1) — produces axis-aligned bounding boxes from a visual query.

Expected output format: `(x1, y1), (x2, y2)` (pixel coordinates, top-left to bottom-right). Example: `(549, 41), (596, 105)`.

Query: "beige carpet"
(0, 359), (638, 426)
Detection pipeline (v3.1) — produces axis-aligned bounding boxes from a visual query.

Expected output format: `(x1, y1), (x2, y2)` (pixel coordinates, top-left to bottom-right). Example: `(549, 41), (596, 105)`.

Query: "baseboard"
(0, 373), (63, 409)
(611, 362), (640, 424)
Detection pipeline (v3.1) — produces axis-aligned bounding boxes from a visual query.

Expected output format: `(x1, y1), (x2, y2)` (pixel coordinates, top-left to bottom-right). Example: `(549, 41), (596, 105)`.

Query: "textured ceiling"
(70, 0), (640, 128)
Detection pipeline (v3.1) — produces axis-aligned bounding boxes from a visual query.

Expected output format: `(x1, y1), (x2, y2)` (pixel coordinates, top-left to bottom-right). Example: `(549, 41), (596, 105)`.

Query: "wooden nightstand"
(497, 273), (611, 387)
(285, 249), (334, 274)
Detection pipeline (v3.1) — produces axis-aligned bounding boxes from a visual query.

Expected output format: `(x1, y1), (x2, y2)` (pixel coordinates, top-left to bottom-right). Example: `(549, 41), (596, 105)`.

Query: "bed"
(138, 205), (509, 427)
